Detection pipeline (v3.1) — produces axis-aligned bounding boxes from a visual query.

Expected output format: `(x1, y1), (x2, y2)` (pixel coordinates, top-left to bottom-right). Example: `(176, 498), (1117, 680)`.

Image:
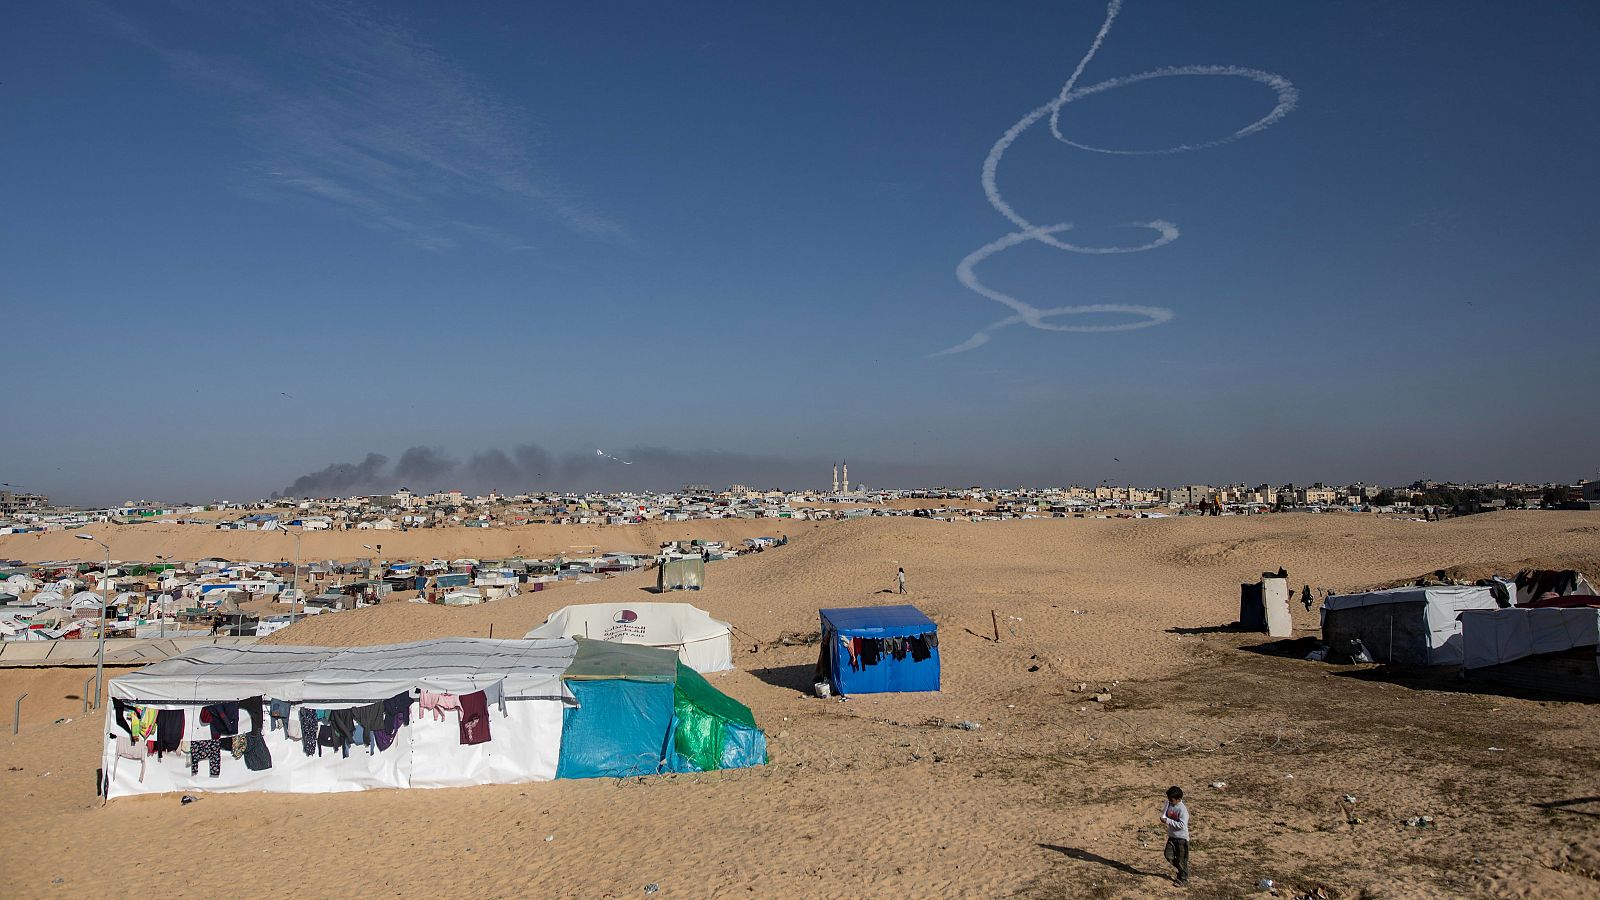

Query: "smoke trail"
(934, 0), (1297, 355)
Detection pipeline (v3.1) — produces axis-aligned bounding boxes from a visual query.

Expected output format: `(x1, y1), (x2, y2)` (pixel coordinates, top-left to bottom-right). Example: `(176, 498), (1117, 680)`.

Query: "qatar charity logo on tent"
(604, 609), (646, 641)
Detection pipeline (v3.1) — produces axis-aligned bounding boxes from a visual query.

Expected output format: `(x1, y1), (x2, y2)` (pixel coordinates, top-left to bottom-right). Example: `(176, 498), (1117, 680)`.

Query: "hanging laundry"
(240, 695), (265, 734)
(909, 635), (931, 662)
(128, 705), (158, 742)
(420, 690), (462, 721)
(269, 699), (292, 733)
(860, 639), (880, 666)
(229, 734), (249, 759)
(316, 720), (341, 757)
(200, 702), (240, 739)
(112, 733), (149, 783)
(188, 739), (223, 778)
(458, 690), (491, 745)
(110, 698), (136, 739)
(243, 732), (273, 771)
(481, 680), (508, 716)
(297, 708), (318, 756)
(327, 708), (360, 758)
(154, 709), (185, 760)
(373, 691), (413, 752)
(353, 702), (386, 749)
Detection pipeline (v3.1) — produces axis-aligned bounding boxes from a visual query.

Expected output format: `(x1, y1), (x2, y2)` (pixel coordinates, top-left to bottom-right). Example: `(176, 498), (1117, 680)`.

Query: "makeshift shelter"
(525, 603), (734, 673)
(816, 605), (941, 696)
(657, 557), (705, 591)
(1239, 575), (1293, 637)
(1321, 585), (1503, 666)
(1514, 569), (1598, 605)
(555, 638), (765, 779)
(1460, 606), (1600, 699)
(70, 591), (105, 617)
(102, 638), (577, 799)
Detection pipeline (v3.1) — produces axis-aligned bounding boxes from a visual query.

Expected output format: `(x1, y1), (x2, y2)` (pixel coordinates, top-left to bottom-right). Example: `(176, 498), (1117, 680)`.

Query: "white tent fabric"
(104, 638), (577, 799)
(525, 602), (734, 673)
(1460, 607), (1600, 669)
(1322, 585), (1503, 666)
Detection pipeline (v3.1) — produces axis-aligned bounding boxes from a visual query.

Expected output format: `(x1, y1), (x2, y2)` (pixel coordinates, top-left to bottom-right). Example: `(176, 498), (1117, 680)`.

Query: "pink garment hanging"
(419, 690), (462, 721)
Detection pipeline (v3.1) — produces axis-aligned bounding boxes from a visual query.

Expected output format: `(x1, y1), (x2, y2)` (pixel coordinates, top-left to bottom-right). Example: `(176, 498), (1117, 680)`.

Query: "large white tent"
(1322, 585), (1503, 666)
(103, 638), (576, 799)
(525, 602), (734, 673)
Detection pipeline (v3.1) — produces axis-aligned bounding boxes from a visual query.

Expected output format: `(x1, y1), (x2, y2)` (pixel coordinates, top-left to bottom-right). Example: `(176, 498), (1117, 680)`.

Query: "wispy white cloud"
(86, 0), (623, 249)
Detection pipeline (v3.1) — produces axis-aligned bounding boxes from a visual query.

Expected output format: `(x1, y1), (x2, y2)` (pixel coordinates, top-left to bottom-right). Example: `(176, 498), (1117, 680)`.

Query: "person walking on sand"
(1161, 785), (1190, 887)
(896, 567), (906, 594)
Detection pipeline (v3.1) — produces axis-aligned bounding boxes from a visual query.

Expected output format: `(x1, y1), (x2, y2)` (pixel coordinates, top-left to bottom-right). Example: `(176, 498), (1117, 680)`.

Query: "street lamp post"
(76, 532), (111, 710)
(362, 544), (379, 604)
(154, 555), (171, 638)
(285, 527), (303, 624)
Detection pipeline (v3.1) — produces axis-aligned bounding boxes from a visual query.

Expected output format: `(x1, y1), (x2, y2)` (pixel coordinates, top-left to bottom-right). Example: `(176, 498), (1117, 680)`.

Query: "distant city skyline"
(6, 1), (1597, 507)
(13, 445), (1595, 509)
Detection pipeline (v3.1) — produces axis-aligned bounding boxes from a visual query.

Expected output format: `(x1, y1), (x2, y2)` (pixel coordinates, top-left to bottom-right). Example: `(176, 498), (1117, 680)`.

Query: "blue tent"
(556, 638), (767, 779)
(818, 605), (941, 696)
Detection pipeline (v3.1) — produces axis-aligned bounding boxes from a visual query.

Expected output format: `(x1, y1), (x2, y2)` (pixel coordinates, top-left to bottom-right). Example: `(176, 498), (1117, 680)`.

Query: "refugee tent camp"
(102, 638), (577, 799)
(525, 602), (734, 673)
(1321, 585), (1504, 666)
(816, 605), (941, 696)
(1460, 604), (1600, 699)
(554, 638), (765, 779)
(657, 556), (705, 591)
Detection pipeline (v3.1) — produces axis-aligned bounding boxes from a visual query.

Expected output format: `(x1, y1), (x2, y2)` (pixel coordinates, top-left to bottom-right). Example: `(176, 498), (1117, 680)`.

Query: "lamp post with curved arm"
(75, 532), (111, 709)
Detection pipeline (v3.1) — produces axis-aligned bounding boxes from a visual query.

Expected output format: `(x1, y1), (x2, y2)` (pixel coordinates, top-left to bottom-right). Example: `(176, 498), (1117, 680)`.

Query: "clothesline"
(112, 693), (574, 706)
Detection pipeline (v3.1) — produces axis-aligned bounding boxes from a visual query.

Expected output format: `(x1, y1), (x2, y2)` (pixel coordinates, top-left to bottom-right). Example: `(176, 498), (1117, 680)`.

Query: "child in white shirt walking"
(1162, 785), (1190, 887)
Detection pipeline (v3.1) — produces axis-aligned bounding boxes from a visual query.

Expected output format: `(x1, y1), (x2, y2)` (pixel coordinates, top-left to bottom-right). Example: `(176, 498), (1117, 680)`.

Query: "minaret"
(832, 463), (839, 493)
(843, 461), (849, 493)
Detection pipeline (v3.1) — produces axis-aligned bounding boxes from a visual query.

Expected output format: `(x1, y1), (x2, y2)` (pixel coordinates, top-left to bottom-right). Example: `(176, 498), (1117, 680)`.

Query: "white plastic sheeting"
(1460, 607), (1600, 669)
(1262, 576), (1293, 638)
(525, 602), (734, 673)
(1321, 585), (1503, 666)
(104, 638), (577, 799)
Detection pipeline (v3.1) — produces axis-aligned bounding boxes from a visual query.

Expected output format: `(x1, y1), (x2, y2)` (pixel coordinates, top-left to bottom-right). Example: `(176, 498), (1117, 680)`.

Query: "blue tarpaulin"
(554, 639), (767, 779)
(819, 605), (940, 696)
(556, 679), (677, 779)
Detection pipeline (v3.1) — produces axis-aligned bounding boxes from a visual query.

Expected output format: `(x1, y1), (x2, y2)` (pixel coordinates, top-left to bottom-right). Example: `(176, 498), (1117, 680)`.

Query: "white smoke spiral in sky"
(933, 0), (1298, 356)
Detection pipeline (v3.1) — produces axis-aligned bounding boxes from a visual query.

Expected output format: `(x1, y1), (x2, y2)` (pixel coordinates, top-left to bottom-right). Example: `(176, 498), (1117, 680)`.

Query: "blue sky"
(5, 1), (1598, 503)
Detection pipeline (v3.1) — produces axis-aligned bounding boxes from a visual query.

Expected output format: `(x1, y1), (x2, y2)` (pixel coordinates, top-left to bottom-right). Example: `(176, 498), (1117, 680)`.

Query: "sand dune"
(4, 511), (1599, 898)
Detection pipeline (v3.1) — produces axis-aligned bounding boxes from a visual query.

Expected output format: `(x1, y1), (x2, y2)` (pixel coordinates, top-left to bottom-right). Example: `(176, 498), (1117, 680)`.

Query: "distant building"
(0, 491), (48, 516)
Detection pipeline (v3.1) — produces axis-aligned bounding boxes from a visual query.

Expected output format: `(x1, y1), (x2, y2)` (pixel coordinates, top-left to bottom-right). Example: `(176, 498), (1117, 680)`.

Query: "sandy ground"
(3, 510), (1599, 899)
